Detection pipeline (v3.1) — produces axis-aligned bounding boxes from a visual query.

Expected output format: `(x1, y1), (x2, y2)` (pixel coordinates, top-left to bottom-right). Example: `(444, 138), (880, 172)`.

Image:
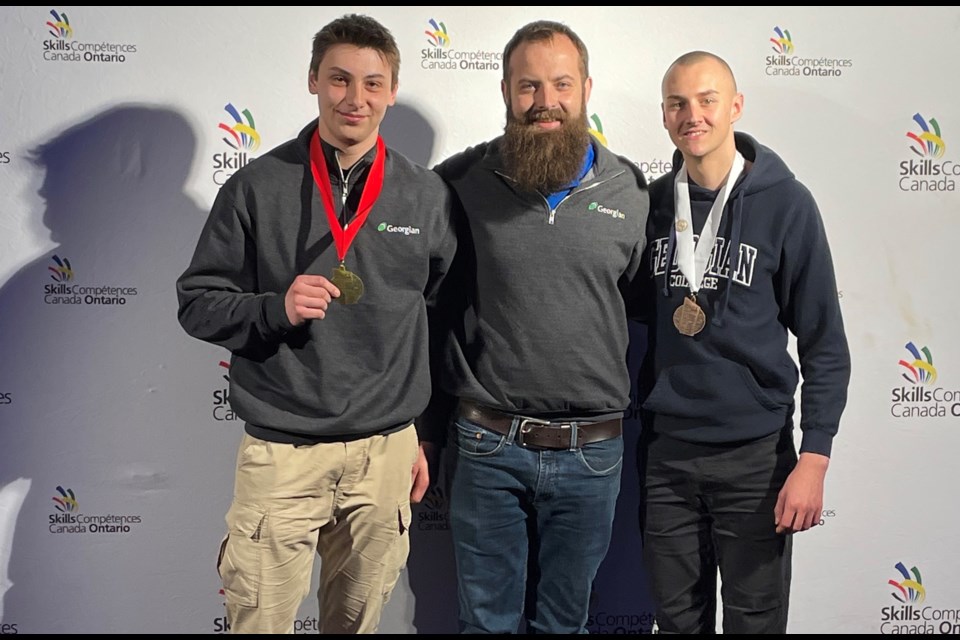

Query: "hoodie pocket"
(642, 360), (784, 419)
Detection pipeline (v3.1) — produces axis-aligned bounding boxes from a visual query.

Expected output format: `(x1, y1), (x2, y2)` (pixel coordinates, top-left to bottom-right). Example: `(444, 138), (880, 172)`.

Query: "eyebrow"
(516, 71), (577, 82)
(664, 89), (720, 101)
(327, 66), (387, 81)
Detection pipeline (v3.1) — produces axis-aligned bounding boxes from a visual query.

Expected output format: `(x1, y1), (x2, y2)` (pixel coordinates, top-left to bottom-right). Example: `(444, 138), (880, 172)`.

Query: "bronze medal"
(673, 295), (706, 336)
(330, 264), (364, 305)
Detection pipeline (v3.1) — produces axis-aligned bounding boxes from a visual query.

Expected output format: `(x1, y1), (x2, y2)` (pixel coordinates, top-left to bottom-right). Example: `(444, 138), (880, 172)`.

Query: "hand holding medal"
(283, 274), (342, 324)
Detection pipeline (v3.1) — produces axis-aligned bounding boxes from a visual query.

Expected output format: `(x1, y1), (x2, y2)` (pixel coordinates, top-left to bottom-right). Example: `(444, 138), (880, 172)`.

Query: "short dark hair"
(502, 20), (589, 83)
(310, 14), (400, 88)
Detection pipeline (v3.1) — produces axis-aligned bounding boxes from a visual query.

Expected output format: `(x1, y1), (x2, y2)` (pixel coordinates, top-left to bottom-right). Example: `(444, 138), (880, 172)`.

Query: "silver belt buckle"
(517, 416), (550, 448)
(518, 416), (573, 448)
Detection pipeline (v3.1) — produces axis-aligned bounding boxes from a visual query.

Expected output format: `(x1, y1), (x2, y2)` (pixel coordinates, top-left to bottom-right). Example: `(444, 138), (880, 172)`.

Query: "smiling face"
(502, 33), (591, 133)
(308, 43), (397, 153)
(661, 54), (742, 166)
(500, 33), (593, 192)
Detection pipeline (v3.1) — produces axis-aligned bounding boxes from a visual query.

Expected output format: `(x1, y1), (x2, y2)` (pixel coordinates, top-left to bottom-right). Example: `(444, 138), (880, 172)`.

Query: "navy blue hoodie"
(640, 132), (850, 457)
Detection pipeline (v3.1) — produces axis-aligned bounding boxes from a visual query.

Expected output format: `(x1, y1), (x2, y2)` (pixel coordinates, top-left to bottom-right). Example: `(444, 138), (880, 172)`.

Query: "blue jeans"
(449, 416), (623, 634)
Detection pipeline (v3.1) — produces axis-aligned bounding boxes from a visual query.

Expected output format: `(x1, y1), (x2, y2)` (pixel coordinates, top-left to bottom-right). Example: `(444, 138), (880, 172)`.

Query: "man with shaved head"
(636, 51), (851, 633)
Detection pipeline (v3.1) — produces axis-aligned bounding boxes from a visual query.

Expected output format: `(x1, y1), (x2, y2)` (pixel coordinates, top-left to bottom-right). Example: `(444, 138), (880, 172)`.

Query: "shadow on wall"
(380, 101), (437, 168)
(0, 104), (207, 630)
(379, 99), (461, 633)
(0, 100), (446, 631)
(404, 446), (459, 633)
(0, 479), (30, 624)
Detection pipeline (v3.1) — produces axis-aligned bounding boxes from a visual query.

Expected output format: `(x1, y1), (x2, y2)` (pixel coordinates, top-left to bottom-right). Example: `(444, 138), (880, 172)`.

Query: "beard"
(500, 106), (591, 193)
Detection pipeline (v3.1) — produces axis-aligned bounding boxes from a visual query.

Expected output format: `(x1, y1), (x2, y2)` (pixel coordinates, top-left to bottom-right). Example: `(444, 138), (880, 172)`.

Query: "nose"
(684, 101), (703, 123)
(534, 84), (559, 110)
(346, 82), (365, 106)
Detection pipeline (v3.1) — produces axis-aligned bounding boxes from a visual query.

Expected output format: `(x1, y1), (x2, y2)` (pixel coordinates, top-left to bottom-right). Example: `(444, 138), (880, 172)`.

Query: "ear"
(500, 78), (510, 107)
(308, 69), (318, 95)
(730, 92), (744, 124)
(583, 76), (593, 104)
(388, 80), (398, 107)
(661, 102), (667, 129)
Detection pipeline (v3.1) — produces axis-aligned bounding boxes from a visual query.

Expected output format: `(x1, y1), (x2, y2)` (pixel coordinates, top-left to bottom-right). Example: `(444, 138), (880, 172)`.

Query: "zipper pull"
(338, 160), (348, 228)
(549, 209), (556, 225)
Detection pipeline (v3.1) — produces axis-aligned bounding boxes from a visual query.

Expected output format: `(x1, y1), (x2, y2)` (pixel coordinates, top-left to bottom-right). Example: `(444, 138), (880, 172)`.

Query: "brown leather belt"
(459, 400), (622, 450)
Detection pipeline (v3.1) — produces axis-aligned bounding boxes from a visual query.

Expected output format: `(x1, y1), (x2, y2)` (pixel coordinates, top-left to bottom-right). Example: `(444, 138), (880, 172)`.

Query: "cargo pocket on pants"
(218, 503), (267, 608)
(398, 500), (411, 536)
(381, 501), (412, 600)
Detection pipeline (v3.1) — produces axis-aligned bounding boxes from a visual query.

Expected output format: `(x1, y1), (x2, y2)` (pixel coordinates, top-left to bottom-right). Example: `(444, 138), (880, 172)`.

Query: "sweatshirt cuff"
(262, 293), (296, 337)
(799, 429), (833, 458)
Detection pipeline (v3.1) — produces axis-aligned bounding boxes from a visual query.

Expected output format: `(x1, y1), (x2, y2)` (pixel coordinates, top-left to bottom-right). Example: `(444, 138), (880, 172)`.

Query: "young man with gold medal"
(176, 14), (458, 634)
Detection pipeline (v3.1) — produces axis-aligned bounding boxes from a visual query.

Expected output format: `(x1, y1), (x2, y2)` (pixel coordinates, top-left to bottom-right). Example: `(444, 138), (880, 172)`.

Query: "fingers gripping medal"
(330, 263), (364, 305)
(673, 295), (706, 336)
(309, 131), (386, 307)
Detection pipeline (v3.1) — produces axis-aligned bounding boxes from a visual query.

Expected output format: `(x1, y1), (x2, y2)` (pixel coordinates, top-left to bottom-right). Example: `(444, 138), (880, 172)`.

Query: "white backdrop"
(1, 5), (958, 634)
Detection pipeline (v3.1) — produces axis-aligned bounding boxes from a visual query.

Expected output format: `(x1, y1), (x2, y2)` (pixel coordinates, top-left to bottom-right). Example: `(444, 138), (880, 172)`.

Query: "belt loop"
(568, 421), (578, 451)
(507, 414), (522, 445)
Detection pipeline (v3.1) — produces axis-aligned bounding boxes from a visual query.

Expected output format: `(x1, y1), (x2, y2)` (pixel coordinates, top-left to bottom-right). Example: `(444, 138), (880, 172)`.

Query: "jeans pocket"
(576, 436), (624, 475)
(454, 418), (508, 457)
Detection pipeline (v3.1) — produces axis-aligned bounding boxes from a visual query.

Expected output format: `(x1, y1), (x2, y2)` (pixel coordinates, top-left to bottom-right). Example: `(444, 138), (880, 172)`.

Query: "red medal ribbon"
(309, 131), (386, 263)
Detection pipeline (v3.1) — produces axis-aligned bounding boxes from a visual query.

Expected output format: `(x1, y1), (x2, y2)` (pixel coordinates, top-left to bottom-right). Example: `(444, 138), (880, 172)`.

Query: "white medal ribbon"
(673, 152), (745, 295)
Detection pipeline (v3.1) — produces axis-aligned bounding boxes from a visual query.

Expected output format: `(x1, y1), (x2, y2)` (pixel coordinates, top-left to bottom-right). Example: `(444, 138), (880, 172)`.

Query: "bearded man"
(427, 20), (650, 635)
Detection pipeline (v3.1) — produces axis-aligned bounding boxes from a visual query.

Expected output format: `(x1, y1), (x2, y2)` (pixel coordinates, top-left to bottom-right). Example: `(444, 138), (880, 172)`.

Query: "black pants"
(638, 424), (797, 634)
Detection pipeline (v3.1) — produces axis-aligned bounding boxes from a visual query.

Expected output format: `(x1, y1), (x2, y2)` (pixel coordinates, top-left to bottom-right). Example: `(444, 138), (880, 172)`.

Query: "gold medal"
(330, 264), (364, 305)
(673, 295), (706, 336)
(310, 133), (385, 308)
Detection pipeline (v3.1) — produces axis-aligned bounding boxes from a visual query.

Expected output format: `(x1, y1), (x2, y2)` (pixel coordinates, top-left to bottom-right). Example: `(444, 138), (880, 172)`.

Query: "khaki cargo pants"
(217, 425), (418, 634)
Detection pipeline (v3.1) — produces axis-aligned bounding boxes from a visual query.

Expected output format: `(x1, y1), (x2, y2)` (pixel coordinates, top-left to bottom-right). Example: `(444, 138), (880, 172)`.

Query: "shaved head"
(659, 49), (744, 188)
(662, 50), (737, 97)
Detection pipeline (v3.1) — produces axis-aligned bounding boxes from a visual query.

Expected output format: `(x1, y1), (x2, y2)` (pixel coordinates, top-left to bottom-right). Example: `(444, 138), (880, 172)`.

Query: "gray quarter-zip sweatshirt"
(177, 121), (458, 443)
(432, 136), (649, 418)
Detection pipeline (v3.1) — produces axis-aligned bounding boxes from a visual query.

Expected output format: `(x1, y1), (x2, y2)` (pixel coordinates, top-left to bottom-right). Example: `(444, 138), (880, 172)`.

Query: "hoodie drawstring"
(712, 190), (744, 327)
(661, 221), (676, 299)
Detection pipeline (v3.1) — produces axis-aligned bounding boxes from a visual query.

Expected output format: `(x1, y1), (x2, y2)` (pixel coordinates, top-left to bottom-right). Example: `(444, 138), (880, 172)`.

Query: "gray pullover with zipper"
(432, 136), (649, 418)
(177, 121), (458, 444)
